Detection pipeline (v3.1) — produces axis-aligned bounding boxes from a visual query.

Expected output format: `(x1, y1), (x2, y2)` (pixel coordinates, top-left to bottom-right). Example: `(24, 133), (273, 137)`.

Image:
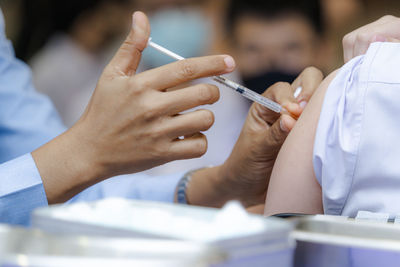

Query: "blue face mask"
(142, 8), (211, 68)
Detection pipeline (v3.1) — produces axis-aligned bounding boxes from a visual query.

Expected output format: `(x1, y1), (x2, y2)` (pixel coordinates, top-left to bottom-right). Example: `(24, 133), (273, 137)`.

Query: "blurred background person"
(5, 0), (400, 176)
(2, 0), (327, 176)
(18, 0), (133, 126)
(134, 0), (250, 175)
(225, 0), (327, 94)
(137, 0), (329, 175)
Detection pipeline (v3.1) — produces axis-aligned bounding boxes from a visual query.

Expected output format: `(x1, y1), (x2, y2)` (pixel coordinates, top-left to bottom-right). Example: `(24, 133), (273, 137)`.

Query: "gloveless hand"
(187, 67), (324, 208)
(33, 11), (236, 203)
(343, 15), (400, 63)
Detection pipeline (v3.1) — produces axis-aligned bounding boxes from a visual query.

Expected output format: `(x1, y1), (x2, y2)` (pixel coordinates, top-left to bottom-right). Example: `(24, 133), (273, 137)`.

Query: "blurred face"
(72, 2), (132, 53)
(233, 14), (320, 78)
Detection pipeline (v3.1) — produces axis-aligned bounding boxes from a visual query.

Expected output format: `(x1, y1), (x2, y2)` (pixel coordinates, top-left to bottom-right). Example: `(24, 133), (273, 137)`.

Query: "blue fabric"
(0, 9), (181, 226)
(0, 154), (48, 226)
(69, 172), (183, 204)
(0, 11), (66, 163)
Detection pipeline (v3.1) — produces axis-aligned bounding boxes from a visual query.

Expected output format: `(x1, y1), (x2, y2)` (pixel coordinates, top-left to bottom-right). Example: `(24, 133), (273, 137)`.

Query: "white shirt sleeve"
(313, 42), (400, 217)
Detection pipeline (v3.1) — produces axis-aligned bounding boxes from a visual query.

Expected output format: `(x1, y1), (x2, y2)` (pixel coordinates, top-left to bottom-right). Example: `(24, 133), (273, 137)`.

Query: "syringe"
(147, 39), (284, 114)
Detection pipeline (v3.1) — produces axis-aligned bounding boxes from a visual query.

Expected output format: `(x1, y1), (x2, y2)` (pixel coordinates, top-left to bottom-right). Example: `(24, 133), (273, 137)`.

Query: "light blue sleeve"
(0, 8), (182, 226)
(69, 172), (183, 204)
(0, 10), (66, 164)
(0, 154), (48, 226)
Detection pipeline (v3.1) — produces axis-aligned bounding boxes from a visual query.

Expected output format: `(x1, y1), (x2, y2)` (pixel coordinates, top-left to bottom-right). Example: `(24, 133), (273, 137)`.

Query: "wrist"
(32, 125), (104, 203)
(185, 165), (241, 208)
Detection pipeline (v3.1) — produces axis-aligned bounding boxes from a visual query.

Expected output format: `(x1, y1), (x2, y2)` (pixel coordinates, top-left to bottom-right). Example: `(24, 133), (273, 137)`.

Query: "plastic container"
(32, 199), (295, 267)
(0, 223), (223, 267)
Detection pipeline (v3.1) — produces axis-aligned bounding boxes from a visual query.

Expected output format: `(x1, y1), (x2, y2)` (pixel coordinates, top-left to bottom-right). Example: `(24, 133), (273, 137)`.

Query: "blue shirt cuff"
(69, 172), (184, 204)
(0, 153), (48, 226)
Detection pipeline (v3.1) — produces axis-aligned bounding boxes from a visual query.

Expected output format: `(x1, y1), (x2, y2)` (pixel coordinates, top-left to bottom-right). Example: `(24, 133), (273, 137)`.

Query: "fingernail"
(300, 101), (307, 109)
(224, 56), (236, 71)
(280, 119), (289, 133)
(293, 86), (302, 99)
(132, 12), (139, 29)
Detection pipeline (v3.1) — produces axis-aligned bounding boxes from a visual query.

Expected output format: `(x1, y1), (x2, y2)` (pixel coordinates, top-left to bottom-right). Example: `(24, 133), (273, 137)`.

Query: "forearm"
(31, 125), (103, 204)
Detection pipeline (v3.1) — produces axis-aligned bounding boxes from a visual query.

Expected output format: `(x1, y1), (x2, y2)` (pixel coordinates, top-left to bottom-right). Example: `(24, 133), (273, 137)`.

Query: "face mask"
(242, 70), (299, 95)
(142, 8), (211, 68)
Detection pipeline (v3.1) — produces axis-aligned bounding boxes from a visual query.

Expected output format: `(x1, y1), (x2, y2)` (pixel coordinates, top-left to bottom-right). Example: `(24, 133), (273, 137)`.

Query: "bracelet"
(176, 167), (209, 204)
(176, 170), (195, 204)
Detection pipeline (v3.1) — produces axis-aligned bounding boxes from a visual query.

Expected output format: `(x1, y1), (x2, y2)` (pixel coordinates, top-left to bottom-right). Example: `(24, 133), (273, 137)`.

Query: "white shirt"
(314, 42), (400, 217)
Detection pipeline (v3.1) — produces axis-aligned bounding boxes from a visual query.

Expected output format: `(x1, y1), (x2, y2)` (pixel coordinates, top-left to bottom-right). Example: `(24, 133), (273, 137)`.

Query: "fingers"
(343, 15), (400, 62)
(280, 114), (297, 133)
(134, 55), (235, 91)
(168, 133), (208, 160)
(256, 82), (299, 124)
(165, 109), (215, 138)
(291, 67), (324, 105)
(161, 83), (220, 115)
(264, 114), (295, 148)
(253, 66), (324, 125)
(105, 11), (150, 77)
(343, 31), (357, 63)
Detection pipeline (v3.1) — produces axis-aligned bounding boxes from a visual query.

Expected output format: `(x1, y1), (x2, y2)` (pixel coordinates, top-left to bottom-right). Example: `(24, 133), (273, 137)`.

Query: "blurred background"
(1, 0), (400, 175)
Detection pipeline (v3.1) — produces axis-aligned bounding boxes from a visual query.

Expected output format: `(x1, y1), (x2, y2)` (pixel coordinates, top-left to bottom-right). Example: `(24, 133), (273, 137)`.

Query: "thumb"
(265, 115), (296, 148)
(105, 11), (150, 76)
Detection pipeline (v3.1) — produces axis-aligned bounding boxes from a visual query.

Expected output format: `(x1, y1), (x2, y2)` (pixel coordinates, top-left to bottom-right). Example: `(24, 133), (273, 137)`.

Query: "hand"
(186, 67), (323, 208)
(32, 11), (236, 203)
(343, 15), (400, 63)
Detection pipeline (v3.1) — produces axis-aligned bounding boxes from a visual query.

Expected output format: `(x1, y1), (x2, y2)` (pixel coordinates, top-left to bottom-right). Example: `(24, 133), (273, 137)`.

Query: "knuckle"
(152, 142), (169, 159)
(178, 60), (197, 79)
(381, 15), (395, 22)
(270, 123), (285, 145)
(269, 82), (290, 93)
(304, 65), (319, 74)
(150, 126), (164, 140)
(128, 78), (140, 90)
(356, 32), (370, 43)
(273, 81), (290, 88)
(128, 77), (146, 92)
(197, 84), (216, 102)
(132, 77), (151, 90)
(342, 33), (353, 47)
(304, 66), (323, 78)
(142, 102), (161, 120)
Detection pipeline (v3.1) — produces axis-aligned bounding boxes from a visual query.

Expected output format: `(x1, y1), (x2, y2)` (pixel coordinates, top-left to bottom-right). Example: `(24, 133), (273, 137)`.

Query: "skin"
(343, 15), (400, 63)
(186, 67), (324, 208)
(32, 12), (236, 203)
(232, 14), (322, 77)
(263, 70), (337, 216)
(258, 15), (400, 215)
(32, 11), (325, 207)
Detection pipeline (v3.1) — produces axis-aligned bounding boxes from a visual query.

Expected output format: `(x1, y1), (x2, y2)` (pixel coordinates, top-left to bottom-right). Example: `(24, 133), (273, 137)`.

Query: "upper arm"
(264, 70), (338, 216)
